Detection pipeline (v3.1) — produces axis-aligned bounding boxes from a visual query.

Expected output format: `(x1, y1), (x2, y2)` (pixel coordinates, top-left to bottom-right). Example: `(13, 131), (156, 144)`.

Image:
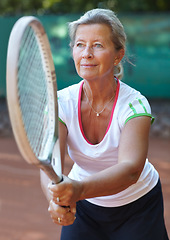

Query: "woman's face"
(72, 23), (124, 82)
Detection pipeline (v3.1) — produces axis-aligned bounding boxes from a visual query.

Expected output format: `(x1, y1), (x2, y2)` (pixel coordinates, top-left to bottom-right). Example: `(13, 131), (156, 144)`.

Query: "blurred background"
(0, 0), (170, 239)
(0, 0), (170, 137)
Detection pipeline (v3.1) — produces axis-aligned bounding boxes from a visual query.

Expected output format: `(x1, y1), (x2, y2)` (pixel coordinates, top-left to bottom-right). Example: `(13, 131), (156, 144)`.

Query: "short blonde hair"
(68, 8), (127, 79)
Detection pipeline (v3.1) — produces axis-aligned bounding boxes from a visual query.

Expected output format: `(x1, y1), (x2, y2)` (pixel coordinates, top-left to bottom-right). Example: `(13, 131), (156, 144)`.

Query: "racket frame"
(6, 16), (62, 183)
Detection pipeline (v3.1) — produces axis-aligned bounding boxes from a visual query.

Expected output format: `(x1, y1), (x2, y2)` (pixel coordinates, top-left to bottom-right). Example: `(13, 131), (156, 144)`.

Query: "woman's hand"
(48, 175), (83, 207)
(48, 200), (76, 226)
(48, 175), (82, 225)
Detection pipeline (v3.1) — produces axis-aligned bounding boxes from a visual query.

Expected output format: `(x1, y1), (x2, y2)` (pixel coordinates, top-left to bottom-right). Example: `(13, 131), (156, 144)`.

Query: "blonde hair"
(68, 8), (127, 80)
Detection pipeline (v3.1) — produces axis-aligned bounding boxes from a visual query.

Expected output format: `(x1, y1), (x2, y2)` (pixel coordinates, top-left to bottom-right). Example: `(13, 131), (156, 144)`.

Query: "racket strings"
(18, 26), (53, 159)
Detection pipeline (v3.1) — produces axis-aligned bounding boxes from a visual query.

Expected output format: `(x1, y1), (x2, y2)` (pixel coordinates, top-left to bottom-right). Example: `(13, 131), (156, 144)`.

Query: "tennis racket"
(6, 16), (62, 184)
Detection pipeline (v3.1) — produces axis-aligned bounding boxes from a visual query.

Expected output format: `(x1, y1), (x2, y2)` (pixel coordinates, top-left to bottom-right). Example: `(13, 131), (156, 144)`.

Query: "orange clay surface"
(0, 136), (169, 240)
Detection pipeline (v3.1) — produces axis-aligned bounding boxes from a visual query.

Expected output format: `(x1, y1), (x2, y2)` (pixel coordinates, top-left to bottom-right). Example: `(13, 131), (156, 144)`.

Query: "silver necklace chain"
(83, 86), (115, 117)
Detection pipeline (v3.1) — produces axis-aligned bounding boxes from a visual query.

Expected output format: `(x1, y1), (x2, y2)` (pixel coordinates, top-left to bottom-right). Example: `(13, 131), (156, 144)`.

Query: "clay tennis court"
(0, 136), (170, 239)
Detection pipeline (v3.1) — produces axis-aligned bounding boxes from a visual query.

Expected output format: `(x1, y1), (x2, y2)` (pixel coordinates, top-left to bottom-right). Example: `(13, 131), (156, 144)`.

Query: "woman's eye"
(76, 43), (84, 48)
(94, 43), (103, 48)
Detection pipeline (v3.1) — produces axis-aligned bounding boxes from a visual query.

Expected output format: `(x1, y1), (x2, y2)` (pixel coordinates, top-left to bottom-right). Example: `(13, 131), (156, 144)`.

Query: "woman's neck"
(83, 77), (117, 103)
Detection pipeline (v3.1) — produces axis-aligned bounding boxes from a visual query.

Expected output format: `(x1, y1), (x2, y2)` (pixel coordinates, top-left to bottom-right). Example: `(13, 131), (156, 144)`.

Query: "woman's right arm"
(40, 121), (68, 201)
(59, 120), (68, 172)
(47, 122), (76, 226)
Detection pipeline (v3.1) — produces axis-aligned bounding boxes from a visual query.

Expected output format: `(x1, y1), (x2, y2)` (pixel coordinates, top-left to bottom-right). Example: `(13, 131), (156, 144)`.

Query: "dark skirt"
(61, 179), (169, 240)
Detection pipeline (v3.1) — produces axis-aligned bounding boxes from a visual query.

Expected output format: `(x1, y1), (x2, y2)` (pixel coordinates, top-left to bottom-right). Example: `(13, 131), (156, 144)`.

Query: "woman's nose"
(82, 47), (93, 59)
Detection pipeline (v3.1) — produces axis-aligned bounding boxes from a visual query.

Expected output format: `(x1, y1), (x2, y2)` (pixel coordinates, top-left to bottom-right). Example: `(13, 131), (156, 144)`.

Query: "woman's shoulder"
(58, 80), (83, 101)
(119, 80), (141, 96)
(117, 80), (153, 126)
(118, 80), (149, 103)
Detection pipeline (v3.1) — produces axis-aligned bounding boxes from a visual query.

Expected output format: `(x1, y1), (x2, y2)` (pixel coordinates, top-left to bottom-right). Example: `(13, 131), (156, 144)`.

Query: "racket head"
(6, 16), (61, 182)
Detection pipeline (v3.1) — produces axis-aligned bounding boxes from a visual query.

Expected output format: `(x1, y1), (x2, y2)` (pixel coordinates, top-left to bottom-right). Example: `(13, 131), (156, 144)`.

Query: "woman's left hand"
(48, 175), (83, 207)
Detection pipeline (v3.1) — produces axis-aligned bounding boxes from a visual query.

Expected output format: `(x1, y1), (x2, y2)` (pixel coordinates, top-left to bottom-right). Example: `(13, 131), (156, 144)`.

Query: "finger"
(48, 201), (72, 217)
(70, 204), (76, 214)
(47, 183), (64, 204)
(48, 175), (71, 194)
(48, 201), (76, 226)
(48, 183), (65, 204)
(48, 200), (58, 211)
(53, 211), (76, 226)
(48, 182), (60, 193)
(48, 200), (65, 214)
(48, 202), (64, 223)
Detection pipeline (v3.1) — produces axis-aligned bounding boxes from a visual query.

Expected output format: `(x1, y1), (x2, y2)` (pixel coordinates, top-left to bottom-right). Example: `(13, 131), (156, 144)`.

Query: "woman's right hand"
(48, 200), (76, 226)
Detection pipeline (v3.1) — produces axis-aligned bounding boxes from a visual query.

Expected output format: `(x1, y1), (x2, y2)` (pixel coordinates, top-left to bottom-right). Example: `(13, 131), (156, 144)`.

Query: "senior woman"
(41, 8), (169, 240)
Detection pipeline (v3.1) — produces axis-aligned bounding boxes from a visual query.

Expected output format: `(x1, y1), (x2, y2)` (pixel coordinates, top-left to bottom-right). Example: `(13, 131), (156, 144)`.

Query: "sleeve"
(118, 95), (155, 129)
(58, 90), (67, 126)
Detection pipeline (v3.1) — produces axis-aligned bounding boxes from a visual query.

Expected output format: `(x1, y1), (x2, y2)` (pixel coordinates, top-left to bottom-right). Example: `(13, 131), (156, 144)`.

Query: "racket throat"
(38, 159), (62, 184)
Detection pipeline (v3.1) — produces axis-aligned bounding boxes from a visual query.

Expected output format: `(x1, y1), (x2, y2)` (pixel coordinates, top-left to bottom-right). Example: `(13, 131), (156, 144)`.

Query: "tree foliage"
(0, 0), (169, 15)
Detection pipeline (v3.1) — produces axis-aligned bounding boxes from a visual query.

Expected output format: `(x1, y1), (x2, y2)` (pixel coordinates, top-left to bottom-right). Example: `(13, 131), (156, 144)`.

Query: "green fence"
(0, 13), (170, 98)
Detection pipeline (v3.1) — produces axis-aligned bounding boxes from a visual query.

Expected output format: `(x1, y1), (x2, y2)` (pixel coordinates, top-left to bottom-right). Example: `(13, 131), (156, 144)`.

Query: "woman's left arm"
(49, 116), (151, 206)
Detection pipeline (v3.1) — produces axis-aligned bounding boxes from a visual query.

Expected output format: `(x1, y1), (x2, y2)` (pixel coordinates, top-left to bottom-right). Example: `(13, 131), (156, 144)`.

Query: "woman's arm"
(59, 120), (68, 172)
(40, 169), (51, 201)
(40, 121), (68, 201)
(49, 116), (151, 206)
(79, 116), (151, 199)
(41, 121), (76, 226)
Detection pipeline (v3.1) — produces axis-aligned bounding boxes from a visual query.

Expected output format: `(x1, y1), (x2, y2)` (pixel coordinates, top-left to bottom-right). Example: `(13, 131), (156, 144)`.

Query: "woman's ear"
(114, 48), (125, 65)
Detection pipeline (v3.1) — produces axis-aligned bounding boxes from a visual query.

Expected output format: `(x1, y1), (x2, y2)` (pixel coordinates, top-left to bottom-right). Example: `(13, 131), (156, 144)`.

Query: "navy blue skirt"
(61, 179), (169, 240)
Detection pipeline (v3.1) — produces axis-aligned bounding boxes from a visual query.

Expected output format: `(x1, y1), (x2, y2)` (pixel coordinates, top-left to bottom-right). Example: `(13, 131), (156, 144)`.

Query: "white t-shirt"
(58, 79), (159, 207)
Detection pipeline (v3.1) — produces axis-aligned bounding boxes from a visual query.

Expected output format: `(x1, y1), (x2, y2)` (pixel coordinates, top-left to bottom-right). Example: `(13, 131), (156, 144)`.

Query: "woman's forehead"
(75, 23), (112, 41)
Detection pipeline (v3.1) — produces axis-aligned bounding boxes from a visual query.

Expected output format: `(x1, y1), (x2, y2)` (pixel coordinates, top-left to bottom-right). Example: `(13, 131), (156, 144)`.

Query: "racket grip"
(51, 176), (63, 185)
(39, 163), (62, 184)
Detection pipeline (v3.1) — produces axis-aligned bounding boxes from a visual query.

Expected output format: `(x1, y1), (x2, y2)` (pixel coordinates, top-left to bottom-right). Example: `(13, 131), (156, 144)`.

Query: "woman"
(42, 8), (169, 240)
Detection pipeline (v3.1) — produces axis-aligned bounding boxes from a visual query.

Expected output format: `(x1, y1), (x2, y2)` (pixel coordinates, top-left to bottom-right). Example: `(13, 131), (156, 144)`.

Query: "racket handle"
(39, 163), (62, 184)
(41, 163), (70, 209)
